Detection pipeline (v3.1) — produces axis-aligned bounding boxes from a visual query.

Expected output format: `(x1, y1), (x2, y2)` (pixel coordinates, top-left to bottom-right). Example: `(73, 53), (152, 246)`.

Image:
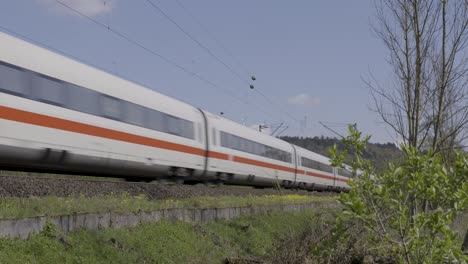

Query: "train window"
(224, 133), (233, 148)
(283, 152), (292, 163)
(166, 115), (182, 136)
(163, 114), (194, 139)
(0, 62), (199, 140)
(67, 84), (99, 115)
(180, 118), (195, 139)
(101, 95), (121, 120)
(239, 138), (248, 152)
(338, 168), (354, 178)
(236, 136), (244, 150)
(33, 74), (64, 105)
(147, 109), (165, 132)
(255, 143), (265, 156)
(276, 151), (282, 161)
(125, 102), (146, 127)
(265, 146), (274, 159)
(320, 163), (333, 173)
(220, 131), (292, 163)
(246, 140), (255, 154)
(301, 157), (333, 173)
(228, 134), (238, 150)
(236, 136), (243, 151)
(233, 135), (238, 149)
(0, 63), (29, 96)
(220, 131), (228, 148)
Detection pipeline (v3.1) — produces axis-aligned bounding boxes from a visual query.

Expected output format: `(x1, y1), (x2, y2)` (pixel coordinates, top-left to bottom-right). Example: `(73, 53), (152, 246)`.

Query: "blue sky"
(0, 0), (394, 143)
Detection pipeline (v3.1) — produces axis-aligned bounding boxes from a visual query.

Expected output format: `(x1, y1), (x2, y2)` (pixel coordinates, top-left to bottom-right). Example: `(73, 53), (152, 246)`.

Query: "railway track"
(0, 172), (332, 200)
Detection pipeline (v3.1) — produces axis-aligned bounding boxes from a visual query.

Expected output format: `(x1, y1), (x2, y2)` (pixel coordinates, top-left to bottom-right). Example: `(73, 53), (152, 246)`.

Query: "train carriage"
(0, 31), (207, 179)
(204, 111), (296, 186)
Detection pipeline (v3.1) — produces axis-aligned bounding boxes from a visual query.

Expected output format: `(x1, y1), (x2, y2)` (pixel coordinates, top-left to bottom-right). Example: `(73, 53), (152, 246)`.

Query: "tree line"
(280, 135), (402, 172)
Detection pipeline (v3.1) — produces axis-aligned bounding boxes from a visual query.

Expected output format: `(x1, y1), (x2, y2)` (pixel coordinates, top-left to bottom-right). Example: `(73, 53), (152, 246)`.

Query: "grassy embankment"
(0, 171), (340, 263)
(0, 193), (335, 219)
(0, 193), (466, 263)
(0, 209), (336, 263)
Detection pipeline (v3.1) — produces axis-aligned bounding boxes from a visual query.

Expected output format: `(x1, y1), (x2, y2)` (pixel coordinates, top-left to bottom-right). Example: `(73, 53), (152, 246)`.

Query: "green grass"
(0, 193), (336, 219)
(0, 210), (331, 264)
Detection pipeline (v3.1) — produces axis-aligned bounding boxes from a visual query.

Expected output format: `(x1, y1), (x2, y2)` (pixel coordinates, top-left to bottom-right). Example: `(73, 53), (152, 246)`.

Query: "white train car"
(295, 146), (332, 190)
(0, 31), (207, 179)
(335, 165), (355, 190)
(203, 111), (296, 186)
(295, 146), (353, 190)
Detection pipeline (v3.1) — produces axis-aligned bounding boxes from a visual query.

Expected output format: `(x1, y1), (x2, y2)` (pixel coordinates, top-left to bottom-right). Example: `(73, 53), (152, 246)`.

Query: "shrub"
(323, 126), (468, 263)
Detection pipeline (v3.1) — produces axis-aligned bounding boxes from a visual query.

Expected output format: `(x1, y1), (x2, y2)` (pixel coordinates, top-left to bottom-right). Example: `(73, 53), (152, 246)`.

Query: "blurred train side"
(0, 32), (206, 179)
(0, 32), (354, 190)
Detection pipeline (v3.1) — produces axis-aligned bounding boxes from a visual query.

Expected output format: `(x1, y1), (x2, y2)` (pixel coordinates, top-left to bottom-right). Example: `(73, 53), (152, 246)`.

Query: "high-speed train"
(0, 32), (353, 191)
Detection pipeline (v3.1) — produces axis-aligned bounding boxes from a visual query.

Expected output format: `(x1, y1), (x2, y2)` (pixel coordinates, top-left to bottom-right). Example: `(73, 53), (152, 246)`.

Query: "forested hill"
(280, 136), (403, 172)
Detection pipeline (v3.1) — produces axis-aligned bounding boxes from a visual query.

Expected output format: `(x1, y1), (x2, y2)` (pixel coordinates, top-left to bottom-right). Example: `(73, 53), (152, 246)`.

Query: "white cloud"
(287, 93), (320, 107)
(39, 0), (114, 17)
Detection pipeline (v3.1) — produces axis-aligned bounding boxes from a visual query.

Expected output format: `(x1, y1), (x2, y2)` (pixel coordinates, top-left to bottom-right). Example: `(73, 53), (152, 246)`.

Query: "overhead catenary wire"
(320, 121), (353, 127)
(144, 0), (300, 129)
(144, 0), (248, 85)
(318, 121), (346, 139)
(172, 0), (253, 77)
(55, 0), (211, 87)
(157, 0), (301, 125)
(144, 0), (300, 128)
(54, 0), (280, 122)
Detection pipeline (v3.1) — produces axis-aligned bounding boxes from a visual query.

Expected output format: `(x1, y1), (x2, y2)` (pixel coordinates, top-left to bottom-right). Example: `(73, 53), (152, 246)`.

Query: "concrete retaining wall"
(0, 201), (338, 239)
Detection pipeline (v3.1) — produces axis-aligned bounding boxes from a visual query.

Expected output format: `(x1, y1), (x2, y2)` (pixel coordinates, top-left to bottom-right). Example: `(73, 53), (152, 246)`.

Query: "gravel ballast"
(0, 175), (330, 200)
